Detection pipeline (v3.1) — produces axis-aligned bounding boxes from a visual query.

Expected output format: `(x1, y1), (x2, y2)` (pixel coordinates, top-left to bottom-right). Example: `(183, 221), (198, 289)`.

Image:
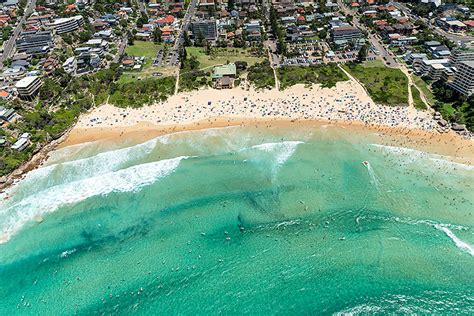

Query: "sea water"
(0, 124), (473, 314)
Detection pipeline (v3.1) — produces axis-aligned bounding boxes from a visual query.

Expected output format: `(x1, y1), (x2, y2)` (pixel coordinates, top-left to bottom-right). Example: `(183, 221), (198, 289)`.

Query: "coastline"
(2, 82), (474, 191)
(62, 81), (474, 162)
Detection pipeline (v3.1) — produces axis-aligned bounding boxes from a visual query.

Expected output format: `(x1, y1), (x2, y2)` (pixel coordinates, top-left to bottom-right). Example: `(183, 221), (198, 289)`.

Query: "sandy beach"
(61, 81), (474, 164)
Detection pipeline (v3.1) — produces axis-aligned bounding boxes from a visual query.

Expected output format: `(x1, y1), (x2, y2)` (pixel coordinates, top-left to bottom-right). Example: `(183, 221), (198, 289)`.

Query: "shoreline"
(62, 117), (474, 164)
(2, 82), (474, 191)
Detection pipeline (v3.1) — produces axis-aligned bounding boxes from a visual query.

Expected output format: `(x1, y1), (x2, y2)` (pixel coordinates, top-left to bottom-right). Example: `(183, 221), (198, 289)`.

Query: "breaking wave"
(370, 144), (474, 171)
(435, 225), (474, 257)
(0, 156), (188, 244)
(251, 141), (303, 165)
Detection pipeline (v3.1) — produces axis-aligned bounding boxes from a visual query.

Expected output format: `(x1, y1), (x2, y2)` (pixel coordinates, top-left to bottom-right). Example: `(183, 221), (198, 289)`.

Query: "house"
(0, 90), (12, 101)
(0, 106), (16, 121)
(429, 45), (451, 58)
(215, 76), (234, 89)
(85, 38), (109, 50)
(436, 17), (467, 32)
(43, 56), (59, 75)
(11, 133), (31, 151)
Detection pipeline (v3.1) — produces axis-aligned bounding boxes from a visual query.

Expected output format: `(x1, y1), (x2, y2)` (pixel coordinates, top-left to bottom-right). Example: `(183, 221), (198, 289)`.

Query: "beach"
(62, 81), (474, 165)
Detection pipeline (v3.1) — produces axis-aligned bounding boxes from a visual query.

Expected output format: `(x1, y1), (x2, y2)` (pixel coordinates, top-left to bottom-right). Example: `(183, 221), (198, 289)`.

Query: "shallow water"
(0, 125), (473, 314)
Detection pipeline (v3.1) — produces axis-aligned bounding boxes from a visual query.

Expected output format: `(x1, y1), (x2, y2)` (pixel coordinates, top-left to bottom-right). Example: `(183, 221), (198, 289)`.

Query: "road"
(168, 0), (199, 66)
(113, 36), (127, 63)
(390, 1), (474, 46)
(337, 0), (398, 67)
(0, 0), (37, 69)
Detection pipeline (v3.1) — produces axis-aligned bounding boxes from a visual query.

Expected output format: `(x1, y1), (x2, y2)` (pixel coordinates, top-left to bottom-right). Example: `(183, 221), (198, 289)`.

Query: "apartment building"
(16, 30), (53, 54)
(414, 58), (451, 80)
(48, 15), (84, 34)
(191, 19), (217, 40)
(330, 26), (363, 49)
(449, 61), (474, 97)
(15, 76), (42, 100)
(450, 48), (474, 67)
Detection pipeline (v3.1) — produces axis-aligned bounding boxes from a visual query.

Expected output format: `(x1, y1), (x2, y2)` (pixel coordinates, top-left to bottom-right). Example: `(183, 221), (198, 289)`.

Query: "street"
(337, 0), (398, 67)
(167, 0), (199, 66)
(0, 0), (37, 69)
(390, 1), (474, 46)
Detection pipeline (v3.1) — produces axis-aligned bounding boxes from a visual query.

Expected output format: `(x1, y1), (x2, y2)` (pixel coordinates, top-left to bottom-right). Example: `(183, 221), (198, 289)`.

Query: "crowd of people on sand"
(78, 82), (443, 134)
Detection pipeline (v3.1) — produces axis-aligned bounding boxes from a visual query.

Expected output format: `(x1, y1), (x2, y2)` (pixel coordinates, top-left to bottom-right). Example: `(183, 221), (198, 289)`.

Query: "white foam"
(251, 141), (304, 166)
(435, 225), (474, 257)
(0, 156), (188, 244)
(429, 158), (474, 171)
(3, 136), (165, 202)
(371, 144), (474, 171)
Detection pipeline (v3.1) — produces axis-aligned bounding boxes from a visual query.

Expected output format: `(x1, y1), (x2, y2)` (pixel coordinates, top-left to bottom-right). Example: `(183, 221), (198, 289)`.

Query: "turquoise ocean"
(0, 124), (473, 314)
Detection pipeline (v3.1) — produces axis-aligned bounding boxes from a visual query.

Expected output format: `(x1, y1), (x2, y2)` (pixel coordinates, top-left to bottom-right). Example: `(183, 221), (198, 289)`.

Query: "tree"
(153, 27), (162, 43)
(357, 43), (369, 63)
(195, 31), (205, 47)
(183, 32), (191, 47)
(228, 0), (235, 11)
(189, 55), (199, 70)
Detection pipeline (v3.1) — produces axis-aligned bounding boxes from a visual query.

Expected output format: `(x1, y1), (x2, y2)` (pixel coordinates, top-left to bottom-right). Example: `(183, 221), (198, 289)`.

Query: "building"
(449, 61), (474, 97)
(415, 59), (451, 80)
(11, 133), (31, 151)
(450, 48), (474, 67)
(436, 17), (467, 32)
(16, 30), (53, 54)
(48, 15), (84, 34)
(429, 45), (451, 58)
(15, 76), (42, 100)
(421, 0), (441, 7)
(211, 63), (237, 80)
(62, 56), (77, 74)
(330, 26), (363, 49)
(0, 106), (16, 122)
(191, 19), (217, 40)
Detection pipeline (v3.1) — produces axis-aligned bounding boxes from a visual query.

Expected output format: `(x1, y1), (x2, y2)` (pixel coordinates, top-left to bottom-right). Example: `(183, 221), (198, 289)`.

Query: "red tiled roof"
(464, 20), (474, 27)
(157, 14), (174, 24)
(0, 90), (10, 98)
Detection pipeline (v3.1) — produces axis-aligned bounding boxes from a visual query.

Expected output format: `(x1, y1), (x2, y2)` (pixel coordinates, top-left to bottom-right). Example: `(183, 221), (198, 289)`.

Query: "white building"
(48, 15), (84, 34)
(421, 0), (441, 7)
(62, 56), (77, 74)
(450, 61), (474, 96)
(11, 133), (31, 151)
(15, 76), (42, 100)
(415, 58), (450, 80)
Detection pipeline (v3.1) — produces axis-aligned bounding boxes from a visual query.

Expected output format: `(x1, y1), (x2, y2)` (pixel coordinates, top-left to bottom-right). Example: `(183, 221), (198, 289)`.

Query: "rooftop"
(15, 76), (39, 88)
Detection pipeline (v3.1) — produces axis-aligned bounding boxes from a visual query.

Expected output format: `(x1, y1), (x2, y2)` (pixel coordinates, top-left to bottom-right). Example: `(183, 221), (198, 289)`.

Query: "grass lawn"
(117, 66), (177, 84)
(411, 85), (427, 110)
(343, 63), (409, 106)
(125, 41), (163, 59)
(186, 47), (265, 69)
(120, 41), (175, 83)
(413, 75), (436, 106)
(362, 59), (386, 68)
(278, 64), (348, 90)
